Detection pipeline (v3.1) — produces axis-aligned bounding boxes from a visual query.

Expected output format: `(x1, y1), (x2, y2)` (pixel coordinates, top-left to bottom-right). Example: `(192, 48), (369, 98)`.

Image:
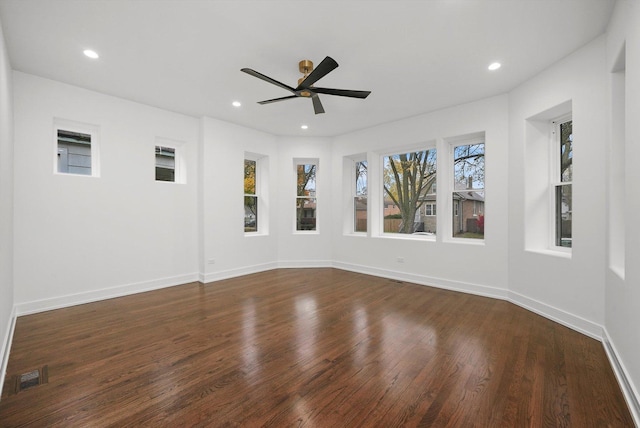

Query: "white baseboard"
(15, 273), (200, 316)
(508, 290), (603, 340)
(278, 260), (334, 269)
(332, 261), (509, 300)
(0, 305), (17, 401)
(200, 262), (278, 284)
(602, 329), (640, 427)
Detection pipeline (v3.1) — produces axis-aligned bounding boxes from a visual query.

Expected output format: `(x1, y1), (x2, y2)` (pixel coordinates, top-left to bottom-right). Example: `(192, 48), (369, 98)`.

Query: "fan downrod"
(298, 60), (313, 97)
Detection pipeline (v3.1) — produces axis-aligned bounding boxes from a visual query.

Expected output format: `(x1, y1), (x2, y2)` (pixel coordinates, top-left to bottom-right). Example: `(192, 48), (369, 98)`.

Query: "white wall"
(276, 136), (333, 267)
(200, 117), (279, 281)
(605, 0), (640, 419)
(0, 19), (14, 388)
(508, 37), (608, 337)
(12, 72), (200, 313)
(331, 95), (510, 297)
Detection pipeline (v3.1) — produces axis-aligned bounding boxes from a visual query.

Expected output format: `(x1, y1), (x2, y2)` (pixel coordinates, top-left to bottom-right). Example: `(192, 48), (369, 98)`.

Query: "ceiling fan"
(241, 56), (371, 115)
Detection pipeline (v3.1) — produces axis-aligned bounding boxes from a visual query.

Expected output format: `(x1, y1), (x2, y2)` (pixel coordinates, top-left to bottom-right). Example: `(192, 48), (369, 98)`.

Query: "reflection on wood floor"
(0, 268), (634, 426)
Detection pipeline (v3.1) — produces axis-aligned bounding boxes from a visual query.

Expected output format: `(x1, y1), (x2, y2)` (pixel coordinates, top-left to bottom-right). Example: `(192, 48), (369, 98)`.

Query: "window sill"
(525, 248), (572, 259)
(375, 233), (436, 242)
(444, 237), (485, 246)
(244, 232), (268, 237)
(54, 172), (99, 178)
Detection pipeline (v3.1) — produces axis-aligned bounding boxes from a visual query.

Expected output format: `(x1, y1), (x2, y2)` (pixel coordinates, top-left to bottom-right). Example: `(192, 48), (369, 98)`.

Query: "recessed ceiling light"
(232, 101), (241, 107)
(83, 49), (99, 59)
(301, 125), (308, 130)
(488, 62), (501, 71)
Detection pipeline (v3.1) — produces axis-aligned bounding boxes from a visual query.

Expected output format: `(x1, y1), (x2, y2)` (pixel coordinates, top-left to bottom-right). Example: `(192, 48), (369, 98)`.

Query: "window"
(553, 117), (572, 248)
(424, 203), (436, 216)
(452, 141), (485, 239)
(382, 149), (436, 234)
(54, 119), (99, 176)
(296, 162), (317, 231)
(244, 159), (258, 232)
(354, 160), (367, 233)
(155, 146), (175, 182)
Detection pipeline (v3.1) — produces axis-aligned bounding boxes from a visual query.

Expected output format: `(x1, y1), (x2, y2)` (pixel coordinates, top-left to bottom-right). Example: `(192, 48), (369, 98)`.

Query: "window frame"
(53, 118), (100, 177)
(379, 143), (437, 239)
(448, 135), (485, 242)
(155, 145), (176, 182)
(353, 158), (368, 234)
(244, 157), (259, 234)
(550, 114), (573, 252)
(245, 152), (268, 236)
(154, 137), (186, 184)
(294, 158), (318, 233)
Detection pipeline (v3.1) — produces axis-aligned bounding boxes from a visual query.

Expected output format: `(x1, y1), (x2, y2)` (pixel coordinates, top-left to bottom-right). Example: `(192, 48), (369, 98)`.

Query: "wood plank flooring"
(0, 268), (634, 427)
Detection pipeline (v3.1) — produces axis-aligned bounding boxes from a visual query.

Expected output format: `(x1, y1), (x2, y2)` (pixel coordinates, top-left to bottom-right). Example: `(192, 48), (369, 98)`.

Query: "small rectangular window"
(155, 146), (176, 182)
(354, 160), (367, 233)
(296, 163), (317, 231)
(244, 159), (258, 232)
(54, 120), (99, 177)
(424, 203), (436, 216)
(55, 118), (99, 177)
(452, 142), (485, 239)
(554, 118), (572, 248)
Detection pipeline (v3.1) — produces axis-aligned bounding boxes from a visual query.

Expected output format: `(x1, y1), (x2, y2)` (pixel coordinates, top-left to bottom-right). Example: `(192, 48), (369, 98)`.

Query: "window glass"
(382, 150), (436, 234)
(452, 143), (485, 239)
(296, 164), (317, 231)
(354, 160), (367, 232)
(555, 119), (572, 247)
(244, 159), (258, 232)
(57, 130), (92, 175)
(155, 146), (176, 182)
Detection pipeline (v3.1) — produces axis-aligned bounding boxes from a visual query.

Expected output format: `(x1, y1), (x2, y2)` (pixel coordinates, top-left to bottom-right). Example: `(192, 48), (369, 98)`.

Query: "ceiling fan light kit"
(241, 56), (371, 114)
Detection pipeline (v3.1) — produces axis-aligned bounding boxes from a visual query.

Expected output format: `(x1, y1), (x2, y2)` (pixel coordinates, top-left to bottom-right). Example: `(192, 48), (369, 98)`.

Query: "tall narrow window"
(354, 160), (367, 233)
(244, 159), (258, 233)
(554, 117), (572, 248)
(296, 163), (317, 231)
(452, 142), (485, 239)
(155, 146), (175, 182)
(382, 149), (436, 235)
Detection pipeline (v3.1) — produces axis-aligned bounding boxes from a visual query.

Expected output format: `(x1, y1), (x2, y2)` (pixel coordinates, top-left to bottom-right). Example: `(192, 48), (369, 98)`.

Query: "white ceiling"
(0, 0), (614, 137)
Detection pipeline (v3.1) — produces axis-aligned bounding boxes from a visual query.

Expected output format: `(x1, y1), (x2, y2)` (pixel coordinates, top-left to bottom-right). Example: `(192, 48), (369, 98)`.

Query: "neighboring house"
(452, 190), (484, 235)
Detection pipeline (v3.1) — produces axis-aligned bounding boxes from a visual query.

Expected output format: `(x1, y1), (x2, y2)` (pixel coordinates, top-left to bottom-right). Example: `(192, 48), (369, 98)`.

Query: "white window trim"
(245, 152), (268, 236)
(53, 118), (100, 177)
(445, 133), (486, 244)
(549, 114), (572, 253)
(293, 158), (319, 234)
(155, 137), (186, 184)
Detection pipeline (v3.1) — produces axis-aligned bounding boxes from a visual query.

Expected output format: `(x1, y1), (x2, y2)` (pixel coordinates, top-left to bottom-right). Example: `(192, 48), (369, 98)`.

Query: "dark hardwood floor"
(0, 269), (634, 427)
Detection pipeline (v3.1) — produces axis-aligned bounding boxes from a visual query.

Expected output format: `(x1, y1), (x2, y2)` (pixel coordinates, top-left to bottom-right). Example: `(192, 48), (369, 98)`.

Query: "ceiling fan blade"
(258, 95), (299, 105)
(296, 56), (339, 90)
(241, 68), (296, 93)
(312, 87), (371, 99)
(311, 94), (325, 114)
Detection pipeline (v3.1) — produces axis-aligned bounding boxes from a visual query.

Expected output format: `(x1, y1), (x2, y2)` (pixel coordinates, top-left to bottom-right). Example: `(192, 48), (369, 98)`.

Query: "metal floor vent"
(11, 365), (48, 395)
